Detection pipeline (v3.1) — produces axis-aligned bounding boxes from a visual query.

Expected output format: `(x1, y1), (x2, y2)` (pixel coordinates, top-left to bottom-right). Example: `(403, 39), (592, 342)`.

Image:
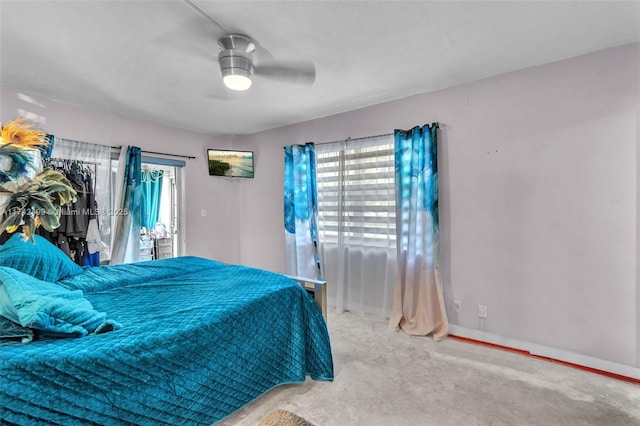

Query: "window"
(316, 135), (396, 249)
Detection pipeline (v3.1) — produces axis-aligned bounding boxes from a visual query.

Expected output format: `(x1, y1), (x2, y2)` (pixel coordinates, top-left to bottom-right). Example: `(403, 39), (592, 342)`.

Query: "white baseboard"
(448, 324), (640, 381)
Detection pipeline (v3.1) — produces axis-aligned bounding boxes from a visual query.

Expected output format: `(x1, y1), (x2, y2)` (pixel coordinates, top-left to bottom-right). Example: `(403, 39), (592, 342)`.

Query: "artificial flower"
(0, 118), (48, 150)
(0, 168), (77, 242)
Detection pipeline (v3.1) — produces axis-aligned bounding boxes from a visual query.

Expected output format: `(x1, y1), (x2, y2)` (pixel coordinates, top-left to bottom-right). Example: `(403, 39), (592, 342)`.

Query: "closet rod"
(111, 146), (196, 160)
(47, 158), (101, 166)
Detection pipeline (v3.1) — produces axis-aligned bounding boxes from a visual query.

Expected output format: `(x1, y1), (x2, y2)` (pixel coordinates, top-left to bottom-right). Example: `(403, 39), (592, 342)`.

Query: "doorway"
(140, 160), (182, 260)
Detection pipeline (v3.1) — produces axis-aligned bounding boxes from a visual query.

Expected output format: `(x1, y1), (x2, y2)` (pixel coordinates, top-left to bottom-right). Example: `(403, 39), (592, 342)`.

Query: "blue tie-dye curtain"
(388, 124), (448, 340)
(141, 170), (163, 231)
(284, 143), (323, 280)
(110, 146), (142, 264)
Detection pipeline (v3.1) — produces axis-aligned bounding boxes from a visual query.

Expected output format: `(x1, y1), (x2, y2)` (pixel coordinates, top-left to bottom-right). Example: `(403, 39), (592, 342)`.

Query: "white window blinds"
(316, 134), (396, 249)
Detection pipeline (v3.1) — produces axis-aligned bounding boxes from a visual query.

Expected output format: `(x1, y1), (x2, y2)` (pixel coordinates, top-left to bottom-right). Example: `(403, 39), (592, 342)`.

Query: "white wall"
(232, 43), (640, 370)
(0, 93), (238, 263)
(2, 43), (637, 372)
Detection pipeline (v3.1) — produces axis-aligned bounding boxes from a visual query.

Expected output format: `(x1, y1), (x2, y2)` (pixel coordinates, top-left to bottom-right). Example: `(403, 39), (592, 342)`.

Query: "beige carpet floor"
(219, 310), (640, 426)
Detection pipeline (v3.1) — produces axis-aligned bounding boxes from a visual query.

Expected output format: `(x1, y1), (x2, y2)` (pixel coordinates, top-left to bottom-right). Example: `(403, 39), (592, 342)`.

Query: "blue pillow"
(0, 266), (120, 337)
(0, 234), (83, 282)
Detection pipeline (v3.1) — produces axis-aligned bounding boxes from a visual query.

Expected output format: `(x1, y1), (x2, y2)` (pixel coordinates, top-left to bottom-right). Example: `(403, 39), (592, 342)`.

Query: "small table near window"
(287, 276), (327, 321)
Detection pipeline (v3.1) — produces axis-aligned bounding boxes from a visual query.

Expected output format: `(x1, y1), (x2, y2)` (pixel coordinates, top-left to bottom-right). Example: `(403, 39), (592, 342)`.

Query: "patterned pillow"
(0, 234), (83, 282)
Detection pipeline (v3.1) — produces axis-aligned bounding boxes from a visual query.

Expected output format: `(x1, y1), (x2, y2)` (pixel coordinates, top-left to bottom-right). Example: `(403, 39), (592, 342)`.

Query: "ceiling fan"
(184, 0), (316, 92)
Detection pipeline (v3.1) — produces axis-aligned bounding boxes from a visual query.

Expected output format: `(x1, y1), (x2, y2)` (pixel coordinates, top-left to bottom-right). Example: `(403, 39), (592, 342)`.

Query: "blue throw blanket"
(0, 266), (120, 336)
(0, 257), (334, 425)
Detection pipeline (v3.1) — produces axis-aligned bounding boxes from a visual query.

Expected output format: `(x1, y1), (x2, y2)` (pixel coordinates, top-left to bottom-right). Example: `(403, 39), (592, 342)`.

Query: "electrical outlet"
(454, 300), (462, 313)
(478, 304), (488, 318)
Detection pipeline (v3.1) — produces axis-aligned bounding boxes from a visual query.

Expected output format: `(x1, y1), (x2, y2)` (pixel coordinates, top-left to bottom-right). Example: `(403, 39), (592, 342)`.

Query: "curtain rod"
(111, 145), (196, 160)
(56, 137), (100, 145)
(55, 137), (196, 160)
(314, 123), (440, 146)
(315, 132), (393, 146)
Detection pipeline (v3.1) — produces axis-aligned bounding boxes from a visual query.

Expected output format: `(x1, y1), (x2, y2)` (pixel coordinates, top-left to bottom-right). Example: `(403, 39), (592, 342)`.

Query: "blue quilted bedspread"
(0, 256), (334, 425)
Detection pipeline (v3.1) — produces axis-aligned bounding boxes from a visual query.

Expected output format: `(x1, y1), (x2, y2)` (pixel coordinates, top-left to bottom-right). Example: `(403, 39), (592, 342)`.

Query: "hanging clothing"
(60, 162), (92, 238)
(49, 136), (113, 262)
(82, 247), (100, 267)
(36, 159), (100, 266)
(86, 219), (107, 254)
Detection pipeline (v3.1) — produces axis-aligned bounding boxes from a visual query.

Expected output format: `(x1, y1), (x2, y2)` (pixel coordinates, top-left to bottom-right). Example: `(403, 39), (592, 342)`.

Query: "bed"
(0, 235), (334, 425)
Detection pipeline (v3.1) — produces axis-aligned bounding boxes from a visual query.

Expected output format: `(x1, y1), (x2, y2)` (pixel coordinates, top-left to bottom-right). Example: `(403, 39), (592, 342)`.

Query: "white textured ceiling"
(1, 1), (639, 137)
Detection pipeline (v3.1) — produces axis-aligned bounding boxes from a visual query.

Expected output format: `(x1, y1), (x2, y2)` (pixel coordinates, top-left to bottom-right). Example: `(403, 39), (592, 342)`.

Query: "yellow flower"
(0, 118), (48, 150)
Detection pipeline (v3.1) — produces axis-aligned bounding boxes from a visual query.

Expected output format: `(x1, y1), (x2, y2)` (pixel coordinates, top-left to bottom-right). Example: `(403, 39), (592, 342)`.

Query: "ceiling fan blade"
(151, 17), (215, 58)
(254, 60), (316, 86)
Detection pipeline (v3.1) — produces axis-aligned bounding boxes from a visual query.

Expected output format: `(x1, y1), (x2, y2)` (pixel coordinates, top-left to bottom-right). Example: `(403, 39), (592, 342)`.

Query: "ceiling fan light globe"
(223, 74), (252, 91)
